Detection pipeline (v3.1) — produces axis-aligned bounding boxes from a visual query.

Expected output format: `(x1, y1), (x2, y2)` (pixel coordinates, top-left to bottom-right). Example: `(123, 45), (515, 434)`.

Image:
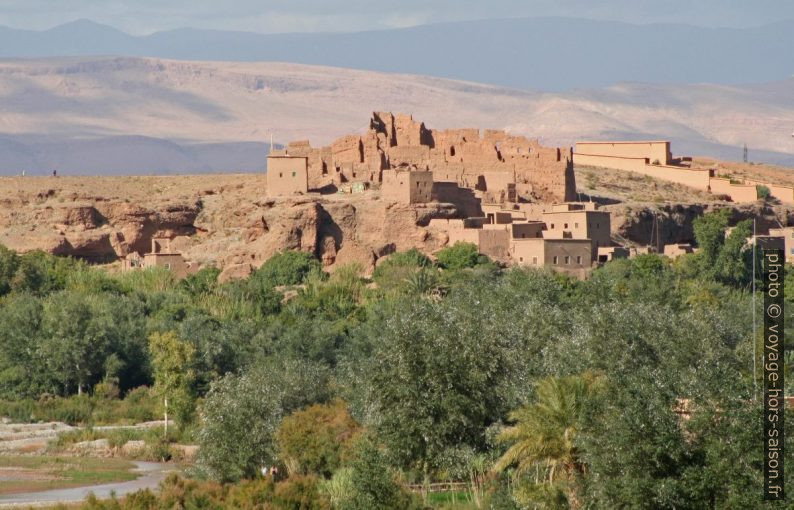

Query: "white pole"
(752, 218), (757, 401)
(164, 396), (168, 436)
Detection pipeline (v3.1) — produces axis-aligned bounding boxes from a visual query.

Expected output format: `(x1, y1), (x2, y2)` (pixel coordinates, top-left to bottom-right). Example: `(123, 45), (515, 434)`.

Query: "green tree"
(39, 292), (118, 395)
(494, 374), (603, 509)
(149, 331), (196, 427)
(0, 244), (19, 295)
(691, 208), (730, 277)
(0, 294), (44, 397)
(346, 437), (421, 510)
(713, 219), (753, 287)
(197, 358), (330, 482)
(350, 295), (517, 474)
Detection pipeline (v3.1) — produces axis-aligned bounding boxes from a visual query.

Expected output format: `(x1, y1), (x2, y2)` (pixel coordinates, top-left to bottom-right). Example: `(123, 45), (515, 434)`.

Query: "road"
(0, 461), (171, 507)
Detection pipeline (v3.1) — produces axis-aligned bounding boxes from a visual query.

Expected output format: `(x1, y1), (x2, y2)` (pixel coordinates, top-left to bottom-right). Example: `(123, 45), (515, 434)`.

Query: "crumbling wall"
(280, 112), (576, 203)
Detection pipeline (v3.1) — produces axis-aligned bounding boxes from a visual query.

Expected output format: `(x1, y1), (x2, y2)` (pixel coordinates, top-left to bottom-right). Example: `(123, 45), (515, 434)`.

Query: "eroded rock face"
(2, 174), (781, 281)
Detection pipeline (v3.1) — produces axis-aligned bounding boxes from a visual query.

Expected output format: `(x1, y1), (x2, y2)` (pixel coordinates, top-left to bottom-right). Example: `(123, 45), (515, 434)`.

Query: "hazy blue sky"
(0, 0), (792, 34)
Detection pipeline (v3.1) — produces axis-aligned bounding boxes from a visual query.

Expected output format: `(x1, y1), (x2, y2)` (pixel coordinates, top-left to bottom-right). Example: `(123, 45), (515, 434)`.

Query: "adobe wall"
(709, 178), (758, 203)
(543, 239), (592, 269)
(381, 169), (433, 204)
(573, 153), (711, 190)
(267, 156), (309, 196)
(575, 141), (671, 165)
(280, 111), (576, 203)
(745, 179), (794, 205)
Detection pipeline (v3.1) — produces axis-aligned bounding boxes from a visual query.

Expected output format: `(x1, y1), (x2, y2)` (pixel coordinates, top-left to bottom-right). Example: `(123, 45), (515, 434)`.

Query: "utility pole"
(743, 143), (748, 163)
(164, 396), (169, 437)
(752, 218), (757, 400)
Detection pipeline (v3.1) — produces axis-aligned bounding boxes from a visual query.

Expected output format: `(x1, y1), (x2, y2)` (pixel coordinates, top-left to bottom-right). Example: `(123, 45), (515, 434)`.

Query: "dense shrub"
(250, 250), (322, 287)
(434, 242), (490, 271)
(276, 399), (361, 478)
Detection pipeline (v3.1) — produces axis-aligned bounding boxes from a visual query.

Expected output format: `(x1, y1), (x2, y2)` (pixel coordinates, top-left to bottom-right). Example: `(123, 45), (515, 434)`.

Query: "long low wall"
(573, 153), (711, 190)
(574, 144), (794, 205)
(709, 178), (758, 203)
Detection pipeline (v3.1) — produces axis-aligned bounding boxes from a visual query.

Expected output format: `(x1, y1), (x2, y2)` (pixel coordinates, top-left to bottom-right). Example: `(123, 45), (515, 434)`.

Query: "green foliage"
(494, 373), (604, 508)
(757, 184), (771, 199)
(251, 250), (322, 287)
(148, 331), (196, 427)
(179, 266), (221, 296)
(435, 242), (490, 271)
(0, 244), (19, 295)
(276, 399), (361, 478)
(74, 473), (331, 509)
(349, 292), (520, 472)
(197, 358), (330, 482)
(0, 387), (158, 425)
(346, 437), (422, 510)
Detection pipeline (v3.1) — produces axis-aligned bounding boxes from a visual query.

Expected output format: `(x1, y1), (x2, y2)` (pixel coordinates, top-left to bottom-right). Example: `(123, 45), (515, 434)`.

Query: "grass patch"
(0, 456), (137, 495)
(427, 490), (478, 508)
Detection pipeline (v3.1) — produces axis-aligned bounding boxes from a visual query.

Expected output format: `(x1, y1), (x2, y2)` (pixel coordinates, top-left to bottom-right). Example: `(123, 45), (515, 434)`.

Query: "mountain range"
(1, 18), (792, 91)
(1, 56), (792, 175)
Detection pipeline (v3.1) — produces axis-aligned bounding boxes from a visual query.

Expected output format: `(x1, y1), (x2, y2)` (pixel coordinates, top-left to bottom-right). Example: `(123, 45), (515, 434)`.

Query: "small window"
(790, 232), (794, 238)
(292, 172), (296, 177)
(790, 247), (794, 255)
(576, 256), (582, 264)
(564, 256), (570, 264)
(165, 263), (171, 270)
(564, 223), (568, 229)
(550, 223), (555, 229)
(519, 257), (524, 262)
(532, 257), (538, 265)
(279, 172), (283, 177)
(575, 223), (579, 228)
(553, 256), (558, 265)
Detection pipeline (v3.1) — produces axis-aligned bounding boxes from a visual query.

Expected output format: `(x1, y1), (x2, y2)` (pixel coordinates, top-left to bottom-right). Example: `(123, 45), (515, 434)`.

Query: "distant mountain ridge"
(0, 56), (793, 175)
(1, 18), (792, 91)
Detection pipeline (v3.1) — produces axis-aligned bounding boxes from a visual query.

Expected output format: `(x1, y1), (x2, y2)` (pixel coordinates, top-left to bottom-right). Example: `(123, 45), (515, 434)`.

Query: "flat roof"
(576, 140), (670, 145)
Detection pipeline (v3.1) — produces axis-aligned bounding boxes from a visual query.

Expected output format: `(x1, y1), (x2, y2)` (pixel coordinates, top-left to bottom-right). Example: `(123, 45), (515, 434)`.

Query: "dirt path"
(0, 461), (171, 507)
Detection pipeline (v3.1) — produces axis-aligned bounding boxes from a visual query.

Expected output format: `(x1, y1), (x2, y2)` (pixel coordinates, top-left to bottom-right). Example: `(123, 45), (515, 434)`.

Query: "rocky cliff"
(1, 172), (790, 279)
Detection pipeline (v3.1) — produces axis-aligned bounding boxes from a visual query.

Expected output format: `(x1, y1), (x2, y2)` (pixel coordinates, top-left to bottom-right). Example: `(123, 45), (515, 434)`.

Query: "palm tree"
(493, 373), (603, 509)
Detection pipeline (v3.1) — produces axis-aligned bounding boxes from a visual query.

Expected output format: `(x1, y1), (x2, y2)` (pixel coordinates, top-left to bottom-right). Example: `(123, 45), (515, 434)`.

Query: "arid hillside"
(1, 57), (794, 175)
(2, 156), (793, 279)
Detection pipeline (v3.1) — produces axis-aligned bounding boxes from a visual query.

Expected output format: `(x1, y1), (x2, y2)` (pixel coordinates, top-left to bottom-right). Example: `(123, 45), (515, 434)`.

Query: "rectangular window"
(519, 257), (524, 262)
(292, 172), (296, 177)
(575, 223), (579, 228)
(564, 256), (570, 264)
(532, 257), (538, 265)
(576, 256), (582, 264)
(164, 263), (171, 270)
(553, 256), (558, 264)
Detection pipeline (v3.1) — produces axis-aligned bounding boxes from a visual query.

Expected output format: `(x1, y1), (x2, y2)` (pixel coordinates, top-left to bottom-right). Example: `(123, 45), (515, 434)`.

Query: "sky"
(0, 0), (792, 34)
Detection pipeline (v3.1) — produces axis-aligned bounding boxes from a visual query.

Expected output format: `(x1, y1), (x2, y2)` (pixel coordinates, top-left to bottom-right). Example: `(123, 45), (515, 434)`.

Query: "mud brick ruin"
(273, 112), (577, 204)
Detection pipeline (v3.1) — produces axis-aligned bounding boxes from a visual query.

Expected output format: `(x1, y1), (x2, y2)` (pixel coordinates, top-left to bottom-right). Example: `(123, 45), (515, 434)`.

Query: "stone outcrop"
(284, 112), (577, 203)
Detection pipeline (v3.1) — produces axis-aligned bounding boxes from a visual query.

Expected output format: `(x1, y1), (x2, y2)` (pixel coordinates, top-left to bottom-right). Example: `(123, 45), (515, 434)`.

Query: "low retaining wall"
(573, 153), (711, 190)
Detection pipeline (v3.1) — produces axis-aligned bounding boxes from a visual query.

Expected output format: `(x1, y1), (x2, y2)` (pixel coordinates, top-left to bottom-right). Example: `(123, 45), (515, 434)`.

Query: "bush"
(346, 438), (422, 510)
(435, 242), (490, 271)
(276, 400), (361, 478)
(757, 184), (771, 199)
(251, 251), (322, 287)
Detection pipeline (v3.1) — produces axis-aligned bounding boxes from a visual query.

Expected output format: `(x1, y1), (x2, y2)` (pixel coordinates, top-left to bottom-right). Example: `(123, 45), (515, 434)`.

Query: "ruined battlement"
(277, 112), (576, 203)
